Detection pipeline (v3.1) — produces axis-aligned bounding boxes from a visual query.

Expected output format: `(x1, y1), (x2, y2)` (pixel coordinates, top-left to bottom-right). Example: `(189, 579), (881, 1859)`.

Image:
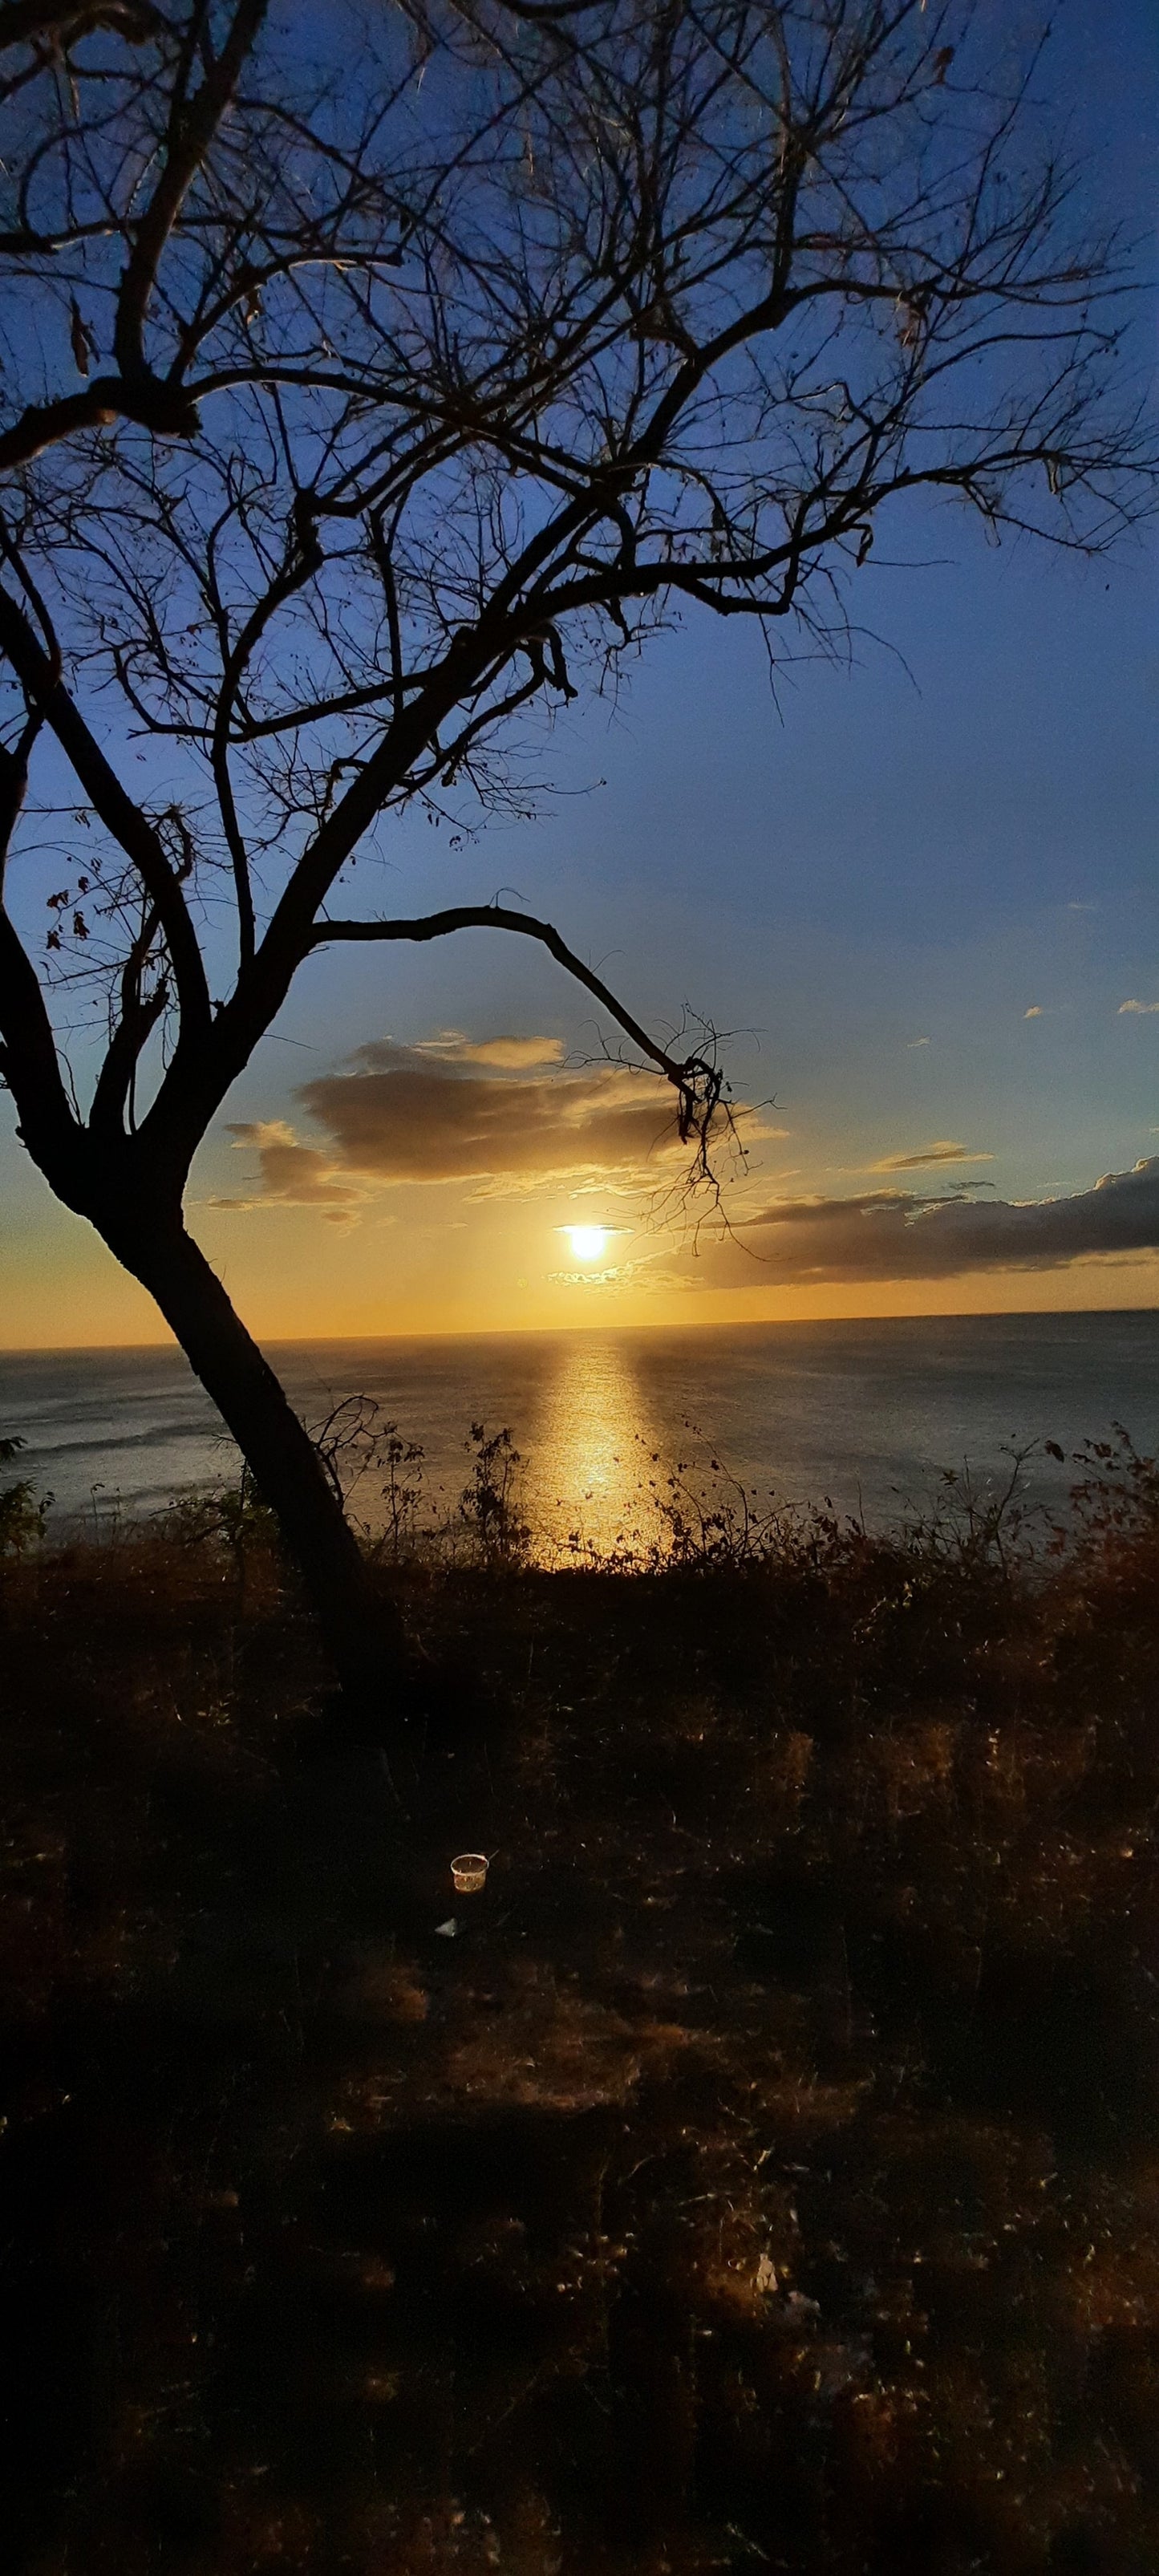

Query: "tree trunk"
(105, 1211), (411, 1732)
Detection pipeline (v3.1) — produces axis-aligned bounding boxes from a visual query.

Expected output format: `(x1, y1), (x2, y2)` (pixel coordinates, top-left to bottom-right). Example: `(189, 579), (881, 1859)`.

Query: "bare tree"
(0, 0), (1151, 1724)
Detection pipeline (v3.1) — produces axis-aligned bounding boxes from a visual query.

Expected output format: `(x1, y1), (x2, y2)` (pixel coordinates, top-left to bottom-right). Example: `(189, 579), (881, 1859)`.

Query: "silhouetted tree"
(0, 0), (1151, 1724)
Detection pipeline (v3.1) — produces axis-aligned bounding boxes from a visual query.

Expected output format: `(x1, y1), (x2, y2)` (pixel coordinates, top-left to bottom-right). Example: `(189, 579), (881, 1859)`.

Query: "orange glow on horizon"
(2, 1197), (1158, 1353)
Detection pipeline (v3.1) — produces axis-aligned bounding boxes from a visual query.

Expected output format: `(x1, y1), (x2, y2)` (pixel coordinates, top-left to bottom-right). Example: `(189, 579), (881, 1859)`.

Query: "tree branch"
(0, 904), (82, 1185)
(112, 0), (269, 391)
(310, 903), (723, 1155)
(0, 583), (211, 1028)
(0, 0), (160, 49)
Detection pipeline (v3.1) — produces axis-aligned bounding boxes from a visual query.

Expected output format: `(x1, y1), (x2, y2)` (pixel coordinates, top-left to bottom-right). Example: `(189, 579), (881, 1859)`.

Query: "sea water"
(3, 1310), (1158, 1555)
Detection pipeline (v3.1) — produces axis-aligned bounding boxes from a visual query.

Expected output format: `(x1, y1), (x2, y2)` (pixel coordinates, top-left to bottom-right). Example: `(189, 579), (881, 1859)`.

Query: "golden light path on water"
(522, 1333), (666, 1562)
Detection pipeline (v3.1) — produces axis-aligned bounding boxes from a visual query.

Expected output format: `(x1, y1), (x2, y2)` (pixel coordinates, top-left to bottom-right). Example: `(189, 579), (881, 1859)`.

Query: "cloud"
(864, 1141), (994, 1174)
(212, 1121), (371, 1222)
(668, 1157), (1159, 1289)
(1024, 1006), (1044, 1019)
(222, 1035), (777, 1210)
(1119, 999), (1159, 1016)
(458, 1034), (565, 1069)
(906, 1036), (931, 1049)
(411, 1031), (566, 1068)
(294, 1038), (695, 1188)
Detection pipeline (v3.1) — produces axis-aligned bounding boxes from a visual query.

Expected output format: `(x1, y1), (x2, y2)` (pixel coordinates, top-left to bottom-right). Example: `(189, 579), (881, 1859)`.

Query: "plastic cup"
(450, 1852), (488, 1894)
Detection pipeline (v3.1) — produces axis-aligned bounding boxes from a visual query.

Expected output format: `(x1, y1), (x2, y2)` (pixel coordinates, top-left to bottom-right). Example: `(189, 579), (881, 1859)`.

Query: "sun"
(566, 1224), (610, 1262)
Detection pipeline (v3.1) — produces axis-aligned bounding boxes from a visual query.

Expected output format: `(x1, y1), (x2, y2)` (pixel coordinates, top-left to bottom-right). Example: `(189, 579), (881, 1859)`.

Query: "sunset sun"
(566, 1225), (610, 1263)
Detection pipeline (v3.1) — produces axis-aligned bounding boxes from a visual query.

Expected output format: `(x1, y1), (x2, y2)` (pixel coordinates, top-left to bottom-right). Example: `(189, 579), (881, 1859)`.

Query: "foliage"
(1052, 1419), (1159, 1556)
(375, 1428), (428, 1568)
(638, 1425), (783, 1571)
(310, 1396), (394, 1513)
(0, 1431), (52, 1557)
(457, 1421), (530, 1569)
(167, 1462), (279, 1596)
(562, 1418), (1031, 1585)
(895, 1441), (1044, 1582)
(307, 1396), (427, 1562)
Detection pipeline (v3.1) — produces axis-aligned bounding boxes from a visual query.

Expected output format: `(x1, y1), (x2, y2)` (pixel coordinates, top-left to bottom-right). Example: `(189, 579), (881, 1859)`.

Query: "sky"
(1, 0), (1157, 1351)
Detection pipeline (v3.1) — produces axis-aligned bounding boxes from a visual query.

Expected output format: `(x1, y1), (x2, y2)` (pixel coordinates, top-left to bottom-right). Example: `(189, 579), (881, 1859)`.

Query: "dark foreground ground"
(2, 1506), (1159, 2575)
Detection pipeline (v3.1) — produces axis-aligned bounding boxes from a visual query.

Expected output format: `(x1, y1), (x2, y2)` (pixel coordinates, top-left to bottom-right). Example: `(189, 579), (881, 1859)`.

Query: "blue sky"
(2, 0), (1157, 1345)
(280, 0), (1159, 1178)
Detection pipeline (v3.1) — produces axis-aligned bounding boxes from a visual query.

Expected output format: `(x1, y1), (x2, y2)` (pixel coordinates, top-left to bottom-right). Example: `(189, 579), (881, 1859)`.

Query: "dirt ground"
(2, 1527), (1158, 2574)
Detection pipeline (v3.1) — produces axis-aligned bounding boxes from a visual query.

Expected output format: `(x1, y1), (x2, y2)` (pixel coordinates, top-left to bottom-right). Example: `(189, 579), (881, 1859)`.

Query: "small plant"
(168, 1464), (279, 1600)
(625, 1422), (854, 1578)
(0, 1434), (52, 1557)
(458, 1422), (529, 1569)
(310, 1393), (386, 1512)
(376, 1429), (426, 1565)
(559, 1426), (862, 1578)
(643, 1426), (776, 1571)
(308, 1395), (427, 1560)
(1055, 1422), (1159, 1559)
(898, 1442), (1043, 1583)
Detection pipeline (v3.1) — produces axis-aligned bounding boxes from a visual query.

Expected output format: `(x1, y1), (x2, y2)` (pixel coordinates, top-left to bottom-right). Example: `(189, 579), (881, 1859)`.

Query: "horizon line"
(2, 1300), (1158, 1362)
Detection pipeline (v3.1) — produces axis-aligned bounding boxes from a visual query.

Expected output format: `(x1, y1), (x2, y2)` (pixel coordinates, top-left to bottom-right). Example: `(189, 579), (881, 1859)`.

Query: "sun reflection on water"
(525, 1335), (663, 1561)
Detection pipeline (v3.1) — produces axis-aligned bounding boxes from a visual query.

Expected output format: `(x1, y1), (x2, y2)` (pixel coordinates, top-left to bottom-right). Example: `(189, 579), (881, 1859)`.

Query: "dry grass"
(2, 1499), (1158, 2573)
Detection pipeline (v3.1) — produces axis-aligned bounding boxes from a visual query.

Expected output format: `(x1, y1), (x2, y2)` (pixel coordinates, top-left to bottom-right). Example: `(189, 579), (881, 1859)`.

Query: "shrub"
(458, 1422), (530, 1569)
(0, 1434), (52, 1557)
(1056, 1422), (1159, 1559)
(167, 1464), (279, 1598)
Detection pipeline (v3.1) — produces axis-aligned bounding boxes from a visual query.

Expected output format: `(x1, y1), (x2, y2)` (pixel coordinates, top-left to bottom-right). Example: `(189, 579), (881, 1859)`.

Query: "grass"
(2, 1452), (1159, 2574)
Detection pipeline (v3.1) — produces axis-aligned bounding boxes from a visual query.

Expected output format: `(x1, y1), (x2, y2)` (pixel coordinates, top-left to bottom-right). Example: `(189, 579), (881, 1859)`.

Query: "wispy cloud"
(414, 1032), (566, 1068)
(667, 1158), (1159, 1288)
(1119, 999), (1159, 1016)
(864, 1141), (994, 1174)
(1024, 1006), (1045, 1019)
(461, 1034), (565, 1068)
(906, 1036), (931, 1049)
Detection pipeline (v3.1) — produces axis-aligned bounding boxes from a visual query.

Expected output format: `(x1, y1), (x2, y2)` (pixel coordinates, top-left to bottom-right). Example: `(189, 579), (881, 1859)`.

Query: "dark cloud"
(211, 1122), (370, 1221)
(675, 1158), (1159, 1288)
(296, 1040), (689, 1186)
(221, 1038), (749, 1207)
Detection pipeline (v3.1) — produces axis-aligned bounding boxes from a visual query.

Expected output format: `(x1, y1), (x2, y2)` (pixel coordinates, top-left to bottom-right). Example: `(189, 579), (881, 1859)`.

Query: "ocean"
(2, 1309), (1158, 1556)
